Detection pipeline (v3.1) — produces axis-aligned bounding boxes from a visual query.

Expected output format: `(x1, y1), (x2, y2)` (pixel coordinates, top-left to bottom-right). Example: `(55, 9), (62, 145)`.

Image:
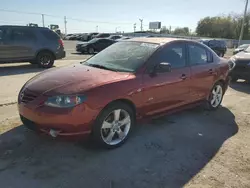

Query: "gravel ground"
(1, 42), (249, 188)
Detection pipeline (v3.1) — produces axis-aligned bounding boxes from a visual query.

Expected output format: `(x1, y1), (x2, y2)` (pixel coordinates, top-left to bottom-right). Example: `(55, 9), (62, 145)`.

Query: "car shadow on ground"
(0, 64), (54, 77)
(0, 106), (238, 188)
(229, 81), (250, 94)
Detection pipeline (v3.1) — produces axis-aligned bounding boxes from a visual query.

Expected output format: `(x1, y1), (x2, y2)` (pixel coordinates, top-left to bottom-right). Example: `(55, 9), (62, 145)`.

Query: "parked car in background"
(233, 44), (250, 55)
(115, 36), (131, 41)
(19, 37), (230, 149)
(0, 25), (65, 68)
(92, 33), (110, 39)
(68, 34), (81, 40)
(76, 38), (115, 54)
(229, 46), (250, 82)
(64, 34), (73, 40)
(81, 32), (99, 41)
(199, 39), (227, 57)
(107, 35), (123, 40)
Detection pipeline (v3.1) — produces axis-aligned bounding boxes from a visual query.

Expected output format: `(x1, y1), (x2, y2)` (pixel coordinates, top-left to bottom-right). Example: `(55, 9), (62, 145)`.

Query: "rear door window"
(41, 29), (60, 40)
(188, 44), (210, 65)
(10, 28), (36, 42)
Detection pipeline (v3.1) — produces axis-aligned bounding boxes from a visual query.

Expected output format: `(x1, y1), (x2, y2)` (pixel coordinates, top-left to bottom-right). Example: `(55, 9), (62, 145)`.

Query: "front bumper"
(18, 102), (97, 138)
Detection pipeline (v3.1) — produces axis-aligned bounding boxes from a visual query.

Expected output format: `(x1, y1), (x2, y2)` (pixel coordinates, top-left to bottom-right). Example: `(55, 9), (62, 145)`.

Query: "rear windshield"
(40, 29), (60, 40)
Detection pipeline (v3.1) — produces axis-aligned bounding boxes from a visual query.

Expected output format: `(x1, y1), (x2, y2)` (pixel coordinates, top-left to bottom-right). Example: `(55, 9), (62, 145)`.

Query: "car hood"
(234, 51), (250, 60)
(24, 63), (131, 95)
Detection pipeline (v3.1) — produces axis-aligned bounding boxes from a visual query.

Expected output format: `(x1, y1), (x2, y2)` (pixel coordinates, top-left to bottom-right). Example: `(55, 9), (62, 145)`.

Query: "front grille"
(20, 89), (39, 103)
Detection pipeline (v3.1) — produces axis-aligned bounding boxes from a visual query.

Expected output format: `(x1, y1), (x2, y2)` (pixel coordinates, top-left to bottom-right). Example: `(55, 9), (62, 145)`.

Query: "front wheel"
(206, 82), (224, 110)
(92, 102), (135, 149)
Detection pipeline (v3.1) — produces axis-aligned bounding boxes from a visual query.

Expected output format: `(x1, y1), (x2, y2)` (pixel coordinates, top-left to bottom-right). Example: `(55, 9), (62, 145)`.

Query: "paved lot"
(1, 41), (250, 188)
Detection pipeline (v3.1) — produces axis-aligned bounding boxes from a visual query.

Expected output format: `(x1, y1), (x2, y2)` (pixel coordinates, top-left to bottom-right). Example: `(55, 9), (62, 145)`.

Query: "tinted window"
(156, 43), (186, 69)
(10, 28), (36, 41)
(188, 44), (208, 65)
(0, 28), (4, 40)
(41, 29), (60, 40)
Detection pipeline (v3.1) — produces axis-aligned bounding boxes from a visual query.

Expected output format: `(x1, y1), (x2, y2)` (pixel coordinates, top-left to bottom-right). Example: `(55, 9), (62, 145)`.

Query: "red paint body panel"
(18, 39), (230, 139)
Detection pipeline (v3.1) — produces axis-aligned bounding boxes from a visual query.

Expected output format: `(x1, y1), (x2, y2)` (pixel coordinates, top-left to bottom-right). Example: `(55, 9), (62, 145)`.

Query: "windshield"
(82, 41), (159, 72)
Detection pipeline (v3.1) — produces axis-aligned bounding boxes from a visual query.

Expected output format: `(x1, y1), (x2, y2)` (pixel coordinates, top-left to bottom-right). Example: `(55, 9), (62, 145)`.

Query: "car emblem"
(20, 91), (24, 100)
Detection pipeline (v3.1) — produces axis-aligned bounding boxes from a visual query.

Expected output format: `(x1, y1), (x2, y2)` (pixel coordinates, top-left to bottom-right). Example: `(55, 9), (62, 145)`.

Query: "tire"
(36, 51), (54, 68)
(88, 47), (94, 54)
(206, 82), (224, 110)
(92, 102), (135, 149)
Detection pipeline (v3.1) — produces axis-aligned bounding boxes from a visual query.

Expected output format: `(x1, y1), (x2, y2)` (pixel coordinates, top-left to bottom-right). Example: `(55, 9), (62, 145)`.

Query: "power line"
(0, 8), (134, 25)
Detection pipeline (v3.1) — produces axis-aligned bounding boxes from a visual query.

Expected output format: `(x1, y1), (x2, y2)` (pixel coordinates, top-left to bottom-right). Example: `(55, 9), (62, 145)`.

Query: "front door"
(187, 43), (218, 101)
(141, 42), (191, 116)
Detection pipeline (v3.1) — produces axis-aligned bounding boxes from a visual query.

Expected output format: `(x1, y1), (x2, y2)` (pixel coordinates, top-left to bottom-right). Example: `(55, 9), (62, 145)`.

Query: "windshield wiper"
(86, 63), (117, 71)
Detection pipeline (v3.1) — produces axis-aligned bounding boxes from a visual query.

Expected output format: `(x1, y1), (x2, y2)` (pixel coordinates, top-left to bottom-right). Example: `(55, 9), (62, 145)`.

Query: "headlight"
(45, 95), (87, 108)
(228, 57), (236, 71)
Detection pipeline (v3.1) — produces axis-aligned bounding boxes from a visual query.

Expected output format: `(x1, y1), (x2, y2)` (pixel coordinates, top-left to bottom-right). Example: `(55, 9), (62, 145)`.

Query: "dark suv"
(0, 25), (65, 68)
(199, 39), (227, 57)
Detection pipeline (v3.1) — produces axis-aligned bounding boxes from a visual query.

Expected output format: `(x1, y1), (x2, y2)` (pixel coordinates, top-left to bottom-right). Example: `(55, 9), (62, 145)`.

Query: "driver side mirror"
(149, 62), (171, 77)
(155, 62), (172, 72)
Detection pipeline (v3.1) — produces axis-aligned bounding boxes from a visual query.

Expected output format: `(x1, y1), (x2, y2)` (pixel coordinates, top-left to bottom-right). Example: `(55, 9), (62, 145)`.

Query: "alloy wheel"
(40, 55), (51, 66)
(101, 109), (131, 146)
(210, 84), (223, 108)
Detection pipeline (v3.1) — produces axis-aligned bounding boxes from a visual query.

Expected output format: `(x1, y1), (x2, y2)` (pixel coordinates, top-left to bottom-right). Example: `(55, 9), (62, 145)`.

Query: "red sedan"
(18, 37), (230, 149)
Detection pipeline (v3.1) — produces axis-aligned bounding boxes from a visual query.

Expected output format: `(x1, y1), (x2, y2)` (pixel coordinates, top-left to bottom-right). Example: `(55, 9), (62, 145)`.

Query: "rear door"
(187, 42), (217, 101)
(7, 28), (37, 60)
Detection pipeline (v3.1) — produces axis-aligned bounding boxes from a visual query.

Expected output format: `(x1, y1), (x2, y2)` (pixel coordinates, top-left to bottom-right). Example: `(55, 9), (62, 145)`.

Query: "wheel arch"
(35, 49), (56, 60)
(103, 98), (137, 117)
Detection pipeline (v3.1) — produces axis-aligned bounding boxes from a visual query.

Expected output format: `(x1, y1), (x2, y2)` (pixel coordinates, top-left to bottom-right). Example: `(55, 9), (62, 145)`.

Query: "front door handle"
(180, 74), (187, 80)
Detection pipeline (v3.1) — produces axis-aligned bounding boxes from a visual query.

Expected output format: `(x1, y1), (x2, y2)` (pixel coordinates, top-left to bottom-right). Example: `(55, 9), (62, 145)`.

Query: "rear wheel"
(206, 82), (224, 110)
(36, 51), (54, 68)
(92, 102), (135, 149)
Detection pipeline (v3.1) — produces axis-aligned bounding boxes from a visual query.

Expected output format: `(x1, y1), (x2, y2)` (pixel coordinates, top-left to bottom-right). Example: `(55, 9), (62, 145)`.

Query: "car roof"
(127, 37), (191, 45)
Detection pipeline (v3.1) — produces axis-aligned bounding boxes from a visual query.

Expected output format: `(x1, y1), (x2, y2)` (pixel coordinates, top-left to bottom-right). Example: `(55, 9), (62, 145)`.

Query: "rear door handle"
(180, 74), (187, 80)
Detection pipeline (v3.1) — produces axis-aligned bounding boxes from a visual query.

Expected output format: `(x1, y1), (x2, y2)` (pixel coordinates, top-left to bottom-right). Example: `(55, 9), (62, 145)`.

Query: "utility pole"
(41, 14), (45, 27)
(238, 0), (249, 46)
(139, 19), (143, 31)
(64, 16), (67, 35)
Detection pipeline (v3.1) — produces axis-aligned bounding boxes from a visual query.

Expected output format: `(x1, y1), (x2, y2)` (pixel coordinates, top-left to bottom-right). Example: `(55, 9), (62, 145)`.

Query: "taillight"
(59, 39), (64, 47)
